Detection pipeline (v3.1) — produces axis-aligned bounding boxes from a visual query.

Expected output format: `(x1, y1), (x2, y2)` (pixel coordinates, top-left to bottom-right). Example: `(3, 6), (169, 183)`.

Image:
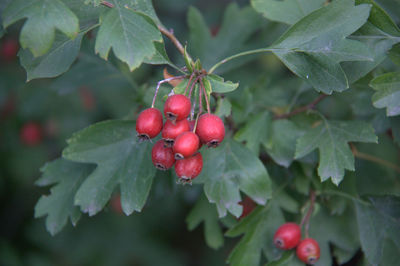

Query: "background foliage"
(1, 0), (400, 265)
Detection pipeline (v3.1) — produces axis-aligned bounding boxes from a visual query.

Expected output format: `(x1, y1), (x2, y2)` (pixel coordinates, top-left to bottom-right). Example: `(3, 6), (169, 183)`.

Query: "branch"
(274, 94), (327, 120)
(300, 190), (316, 238)
(351, 144), (400, 174)
(101, 1), (114, 8)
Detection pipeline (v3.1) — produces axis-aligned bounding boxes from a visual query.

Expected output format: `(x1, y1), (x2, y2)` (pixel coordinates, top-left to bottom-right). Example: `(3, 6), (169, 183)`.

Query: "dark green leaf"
(226, 202), (284, 266)
(234, 111), (270, 155)
(3, 0), (79, 57)
(186, 194), (224, 250)
(265, 251), (303, 266)
(62, 120), (156, 216)
(188, 3), (263, 72)
(95, 0), (163, 71)
(20, 32), (84, 81)
(355, 196), (400, 265)
(263, 119), (304, 167)
(272, 0), (372, 94)
(194, 138), (272, 218)
(251, 0), (325, 25)
(215, 97), (232, 118)
(370, 72), (400, 116)
(34, 159), (94, 235)
(295, 119), (377, 185)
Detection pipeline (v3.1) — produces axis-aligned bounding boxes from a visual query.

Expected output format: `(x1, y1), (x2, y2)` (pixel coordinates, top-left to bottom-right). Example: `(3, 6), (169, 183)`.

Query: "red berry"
(1, 39), (18, 61)
(196, 114), (225, 147)
(296, 238), (320, 265)
(175, 152), (203, 181)
(136, 108), (163, 140)
(273, 223), (301, 250)
(239, 196), (257, 219)
(173, 131), (200, 159)
(164, 94), (191, 122)
(20, 122), (42, 146)
(162, 119), (190, 147)
(151, 140), (175, 170)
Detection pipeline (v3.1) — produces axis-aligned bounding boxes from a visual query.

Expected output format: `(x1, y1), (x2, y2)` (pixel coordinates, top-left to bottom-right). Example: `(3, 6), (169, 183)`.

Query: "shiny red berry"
(164, 94), (191, 122)
(20, 122), (42, 146)
(196, 114), (225, 147)
(173, 131), (200, 159)
(239, 196), (257, 219)
(273, 223), (301, 250)
(151, 140), (175, 170)
(136, 108), (163, 140)
(1, 39), (18, 61)
(296, 238), (320, 265)
(175, 152), (203, 180)
(162, 119), (190, 147)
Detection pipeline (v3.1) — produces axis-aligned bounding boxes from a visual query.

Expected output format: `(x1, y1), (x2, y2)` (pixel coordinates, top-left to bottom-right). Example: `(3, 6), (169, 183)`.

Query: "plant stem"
(101, 1), (114, 8)
(184, 72), (195, 96)
(158, 26), (193, 62)
(152, 76), (186, 108)
(300, 190), (316, 238)
(274, 94), (328, 120)
(208, 48), (286, 73)
(199, 78), (211, 114)
(350, 144), (400, 174)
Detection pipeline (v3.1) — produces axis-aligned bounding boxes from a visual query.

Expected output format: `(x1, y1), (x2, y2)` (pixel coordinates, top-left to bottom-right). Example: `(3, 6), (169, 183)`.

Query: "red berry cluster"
(273, 223), (320, 264)
(136, 78), (225, 183)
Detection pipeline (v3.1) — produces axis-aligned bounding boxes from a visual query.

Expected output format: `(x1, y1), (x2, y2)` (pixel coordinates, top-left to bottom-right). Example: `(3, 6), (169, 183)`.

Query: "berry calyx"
(175, 152), (203, 181)
(273, 223), (301, 250)
(162, 119), (190, 147)
(136, 108), (163, 140)
(173, 131), (200, 159)
(196, 113), (225, 147)
(164, 94), (191, 122)
(20, 122), (42, 146)
(151, 140), (175, 170)
(296, 238), (320, 265)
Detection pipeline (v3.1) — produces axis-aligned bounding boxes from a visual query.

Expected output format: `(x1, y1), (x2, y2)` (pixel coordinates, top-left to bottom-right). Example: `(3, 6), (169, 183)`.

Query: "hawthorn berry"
(136, 108), (163, 140)
(164, 94), (191, 122)
(162, 119), (190, 147)
(173, 131), (200, 159)
(296, 238), (320, 265)
(239, 196), (257, 219)
(0, 39), (18, 61)
(196, 113), (225, 147)
(151, 140), (175, 170)
(175, 152), (203, 180)
(273, 223), (301, 250)
(20, 122), (42, 146)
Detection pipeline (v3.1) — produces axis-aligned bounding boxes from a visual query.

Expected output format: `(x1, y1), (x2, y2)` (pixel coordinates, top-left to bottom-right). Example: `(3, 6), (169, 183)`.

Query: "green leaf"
(19, 32), (84, 81)
(355, 196), (400, 265)
(143, 41), (174, 67)
(251, 0), (325, 25)
(215, 97), (232, 118)
(34, 159), (94, 235)
(370, 72), (400, 116)
(265, 252), (303, 266)
(194, 138), (272, 218)
(272, 0), (372, 94)
(206, 74), (239, 94)
(390, 117), (400, 146)
(95, 0), (162, 71)
(263, 119), (304, 168)
(188, 3), (263, 72)
(295, 119), (377, 185)
(186, 194), (224, 250)
(226, 202), (285, 266)
(234, 111), (270, 155)
(3, 0), (79, 57)
(343, 0), (400, 83)
(62, 120), (156, 216)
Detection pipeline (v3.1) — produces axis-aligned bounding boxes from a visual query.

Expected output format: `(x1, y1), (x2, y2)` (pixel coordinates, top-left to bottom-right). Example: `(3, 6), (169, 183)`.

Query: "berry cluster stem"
(199, 78), (211, 114)
(300, 190), (316, 238)
(152, 76), (186, 108)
